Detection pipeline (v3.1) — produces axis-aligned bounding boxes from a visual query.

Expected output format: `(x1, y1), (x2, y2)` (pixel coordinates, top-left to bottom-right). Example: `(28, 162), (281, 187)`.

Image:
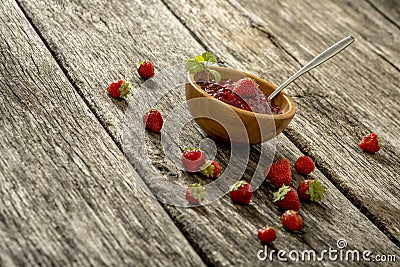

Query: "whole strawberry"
(186, 183), (206, 204)
(294, 156), (315, 175)
(264, 158), (292, 187)
(281, 210), (303, 231)
(229, 180), (253, 205)
(137, 60), (155, 79)
(297, 180), (326, 202)
(258, 226), (276, 243)
(106, 80), (130, 99)
(181, 148), (206, 173)
(273, 185), (300, 211)
(232, 78), (257, 97)
(359, 133), (381, 153)
(200, 160), (221, 178)
(143, 109), (163, 132)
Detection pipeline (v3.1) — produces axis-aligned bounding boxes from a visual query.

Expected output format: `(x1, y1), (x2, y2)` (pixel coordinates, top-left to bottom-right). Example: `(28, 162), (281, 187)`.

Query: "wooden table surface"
(1, 0), (399, 266)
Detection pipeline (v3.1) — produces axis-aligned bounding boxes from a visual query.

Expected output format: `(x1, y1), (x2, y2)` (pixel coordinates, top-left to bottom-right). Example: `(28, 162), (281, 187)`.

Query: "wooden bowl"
(185, 66), (296, 145)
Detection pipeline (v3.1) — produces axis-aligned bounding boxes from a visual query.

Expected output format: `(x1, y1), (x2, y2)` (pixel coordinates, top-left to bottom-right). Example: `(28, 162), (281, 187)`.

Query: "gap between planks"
(11, 0), (208, 263)
(160, 0), (400, 249)
(14, 0), (400, 258)
(14, 0), (120, 152)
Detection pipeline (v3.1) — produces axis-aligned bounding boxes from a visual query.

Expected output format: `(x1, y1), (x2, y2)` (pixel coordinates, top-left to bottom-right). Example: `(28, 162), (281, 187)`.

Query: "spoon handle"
(267, 35), (355, 101)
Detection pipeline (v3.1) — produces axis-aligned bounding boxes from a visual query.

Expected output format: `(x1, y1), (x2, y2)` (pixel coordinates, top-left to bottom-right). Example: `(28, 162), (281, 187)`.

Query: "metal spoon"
(267, 35), (355, 101)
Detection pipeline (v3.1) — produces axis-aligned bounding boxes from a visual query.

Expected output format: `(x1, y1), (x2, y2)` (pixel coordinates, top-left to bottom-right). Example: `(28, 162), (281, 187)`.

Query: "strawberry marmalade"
(196, 79), (281, 115)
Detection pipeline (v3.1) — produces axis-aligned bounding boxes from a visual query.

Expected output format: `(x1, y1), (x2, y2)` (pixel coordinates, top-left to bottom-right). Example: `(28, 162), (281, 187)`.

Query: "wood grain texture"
(162, 0), (400, 245)
(0, 0), (205, 266)
(366, 0), (400, 33)
(235, 0), (400, 244)
(122, 83), (400, 265)
(13, 0), (400, 266)
(15, 0), (207, 147)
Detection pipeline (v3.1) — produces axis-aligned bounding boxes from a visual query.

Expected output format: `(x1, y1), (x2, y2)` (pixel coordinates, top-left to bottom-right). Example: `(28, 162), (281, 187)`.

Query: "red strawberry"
(232, 78), (257, 97)
(229, 180), (253, 204)
(294, 156), (315, 175)
(297, 179), (326, 202)
(106, 80), (130, 99)
(258, 226), (276, 243)
(359, 133), (381, 153)
(264, 158), (291, 187)
(200, 160), (221, 178)
(181, 148), (206, 173)
(137, 60), (155, 79)
(143, 109), (163, 132)
(281, 210), (303, 231)
(185, 183), (206, 204)
(273, 185), (300, 211)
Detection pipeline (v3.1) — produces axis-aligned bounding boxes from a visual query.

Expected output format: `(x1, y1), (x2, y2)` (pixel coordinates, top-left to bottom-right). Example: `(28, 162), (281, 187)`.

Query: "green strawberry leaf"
(306, 180), (326, 202)
(200, 161), (214, 177)
(183, 147), (201, 151)
(202, 51), (217, 63)
(229, 180), (248, 192)
(189, 183), (206, 202)
(273, 185), (290, 202)
(195, 55), (205, 62)
(185, 59), (205, 73)
(119, 81), (131, 98)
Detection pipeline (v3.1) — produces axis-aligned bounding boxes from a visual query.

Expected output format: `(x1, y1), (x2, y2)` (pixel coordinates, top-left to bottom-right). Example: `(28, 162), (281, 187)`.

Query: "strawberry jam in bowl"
(196, 78), (282, 115)
(185, 66), (296, 145)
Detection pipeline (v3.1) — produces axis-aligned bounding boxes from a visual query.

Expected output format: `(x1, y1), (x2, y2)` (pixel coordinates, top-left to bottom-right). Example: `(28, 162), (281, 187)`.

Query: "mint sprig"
(185, 51), (221, 83)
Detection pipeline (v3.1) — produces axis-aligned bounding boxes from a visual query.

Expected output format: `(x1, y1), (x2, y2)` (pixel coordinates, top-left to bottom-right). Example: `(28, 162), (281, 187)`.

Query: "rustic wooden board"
(121, 74), (400, 266)
(14, 0), (400, 266)
(366, 0), (400, 39)
(235, 0), (400, 244)
(162, 0), (400, 245)
(16, 0), (207, 147)
(0, 0), (205, 266)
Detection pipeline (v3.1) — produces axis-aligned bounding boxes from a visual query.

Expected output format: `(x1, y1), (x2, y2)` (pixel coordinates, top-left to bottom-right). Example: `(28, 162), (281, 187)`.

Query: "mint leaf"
(195, 55), (205, 62)
(202, 51), (217, 63)
(185, 59), (205, 73)
(208, 69), (221, 83)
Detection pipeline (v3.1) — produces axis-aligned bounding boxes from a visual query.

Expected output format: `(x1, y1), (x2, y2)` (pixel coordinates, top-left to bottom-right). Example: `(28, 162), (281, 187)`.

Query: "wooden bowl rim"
(187, 66), (296, 119)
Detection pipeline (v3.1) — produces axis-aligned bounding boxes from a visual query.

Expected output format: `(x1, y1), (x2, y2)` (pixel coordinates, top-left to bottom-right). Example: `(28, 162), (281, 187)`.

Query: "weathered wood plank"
(0, 0), (205, 266)
(162, 0), (400, 245)
(366, 0), (400, 33)
(16, 0), (207, 147)
(14, 0), (400, 266)
(235, 0), (400, 243)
